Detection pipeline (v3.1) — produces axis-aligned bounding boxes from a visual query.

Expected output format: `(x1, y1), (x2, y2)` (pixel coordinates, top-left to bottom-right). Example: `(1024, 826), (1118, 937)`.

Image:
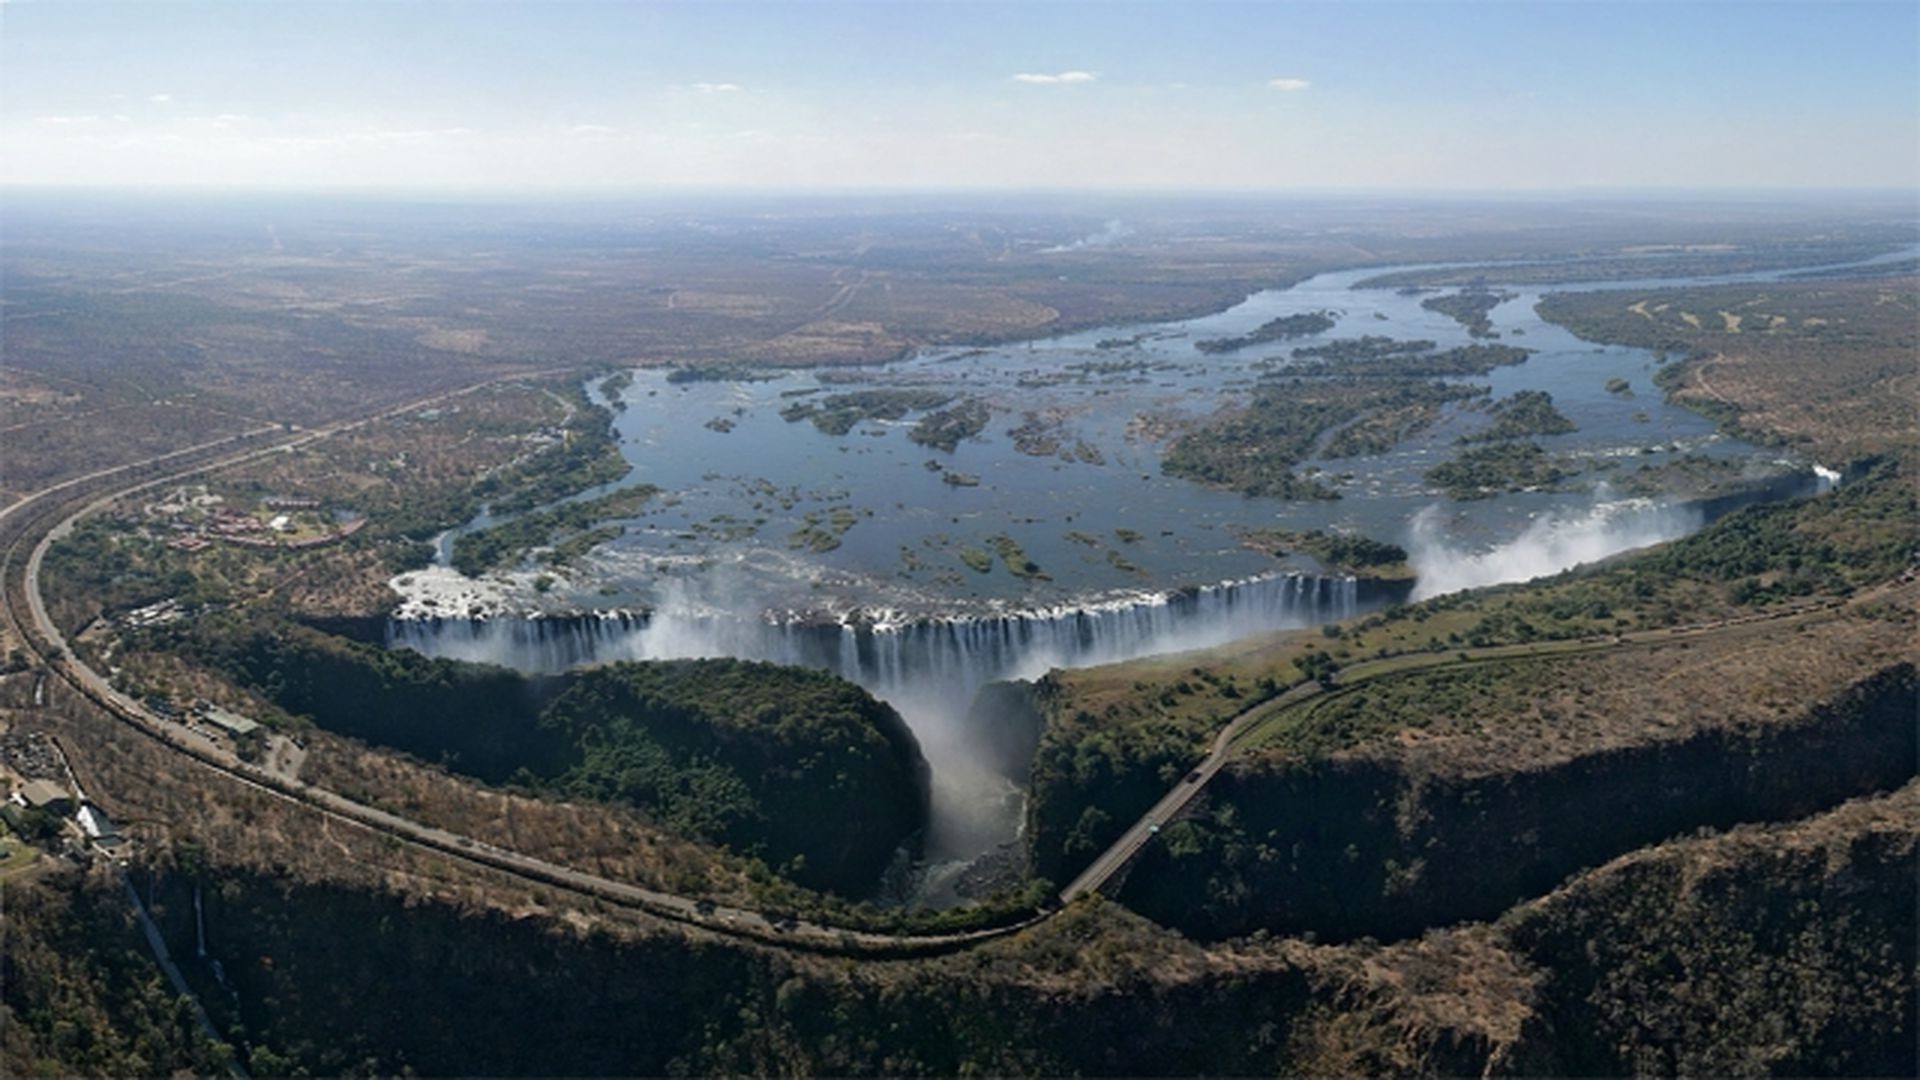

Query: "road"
(1057, 578), (1907, 904)
(4, 379), (1903, 951)
(0, 374), (1039, 956)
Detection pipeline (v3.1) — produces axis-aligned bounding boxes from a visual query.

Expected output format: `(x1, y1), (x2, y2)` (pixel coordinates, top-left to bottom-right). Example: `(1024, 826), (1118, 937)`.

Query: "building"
(13, 779), (73, 816)
(77, 802), (122, 846)
(202, 705), (261, 737)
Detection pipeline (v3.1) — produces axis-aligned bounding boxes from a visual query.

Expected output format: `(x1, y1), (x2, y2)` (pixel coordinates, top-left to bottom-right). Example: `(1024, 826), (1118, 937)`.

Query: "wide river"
(497, 258), (1842, 616)
(389, 249), (1893, 899)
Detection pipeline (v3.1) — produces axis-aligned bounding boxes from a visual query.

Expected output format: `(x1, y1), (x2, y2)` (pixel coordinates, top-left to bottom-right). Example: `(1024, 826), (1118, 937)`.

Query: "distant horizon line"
(5, 182), (1916, 205)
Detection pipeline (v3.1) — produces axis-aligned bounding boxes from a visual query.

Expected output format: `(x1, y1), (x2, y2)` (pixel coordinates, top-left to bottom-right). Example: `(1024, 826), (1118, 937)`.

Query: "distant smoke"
(1407, 495), (1702, 601)
(1044, 219), (1134, 253)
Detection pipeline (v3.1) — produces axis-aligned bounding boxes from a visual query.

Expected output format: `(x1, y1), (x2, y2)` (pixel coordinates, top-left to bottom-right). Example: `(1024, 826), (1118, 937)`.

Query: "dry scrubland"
(7, 689), (1910, 1077)
(1536, 277), (1920, 461)
(4, 202), (1918, 1076)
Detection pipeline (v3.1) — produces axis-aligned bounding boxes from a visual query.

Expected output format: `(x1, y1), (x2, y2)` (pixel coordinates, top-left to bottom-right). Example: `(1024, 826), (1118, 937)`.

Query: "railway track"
(0, 377), (1040, 956)
(7, 376), (1903, 952)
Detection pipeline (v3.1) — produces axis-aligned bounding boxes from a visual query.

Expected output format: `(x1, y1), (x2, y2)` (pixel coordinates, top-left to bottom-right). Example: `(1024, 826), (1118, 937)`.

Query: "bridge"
(3, 381), (1899, 953)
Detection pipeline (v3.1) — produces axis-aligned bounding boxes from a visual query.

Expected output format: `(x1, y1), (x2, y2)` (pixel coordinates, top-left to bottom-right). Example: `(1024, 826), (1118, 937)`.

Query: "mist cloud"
(1406, 496), (1701, 601)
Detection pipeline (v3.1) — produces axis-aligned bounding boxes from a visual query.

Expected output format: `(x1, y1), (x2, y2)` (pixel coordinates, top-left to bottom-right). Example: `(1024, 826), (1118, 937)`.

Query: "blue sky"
(4, 0), (1915, 191)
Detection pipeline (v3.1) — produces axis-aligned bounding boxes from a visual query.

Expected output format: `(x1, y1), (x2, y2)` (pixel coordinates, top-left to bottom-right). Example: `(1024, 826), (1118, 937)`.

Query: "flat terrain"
(3, 198), (1916, 1077)
(1537, 276), (1920, 460)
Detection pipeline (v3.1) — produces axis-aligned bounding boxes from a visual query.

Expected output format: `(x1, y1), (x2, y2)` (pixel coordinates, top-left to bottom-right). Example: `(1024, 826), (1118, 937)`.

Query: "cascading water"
(387, 571), (1363, 689)
(386, 571), (1373, 882)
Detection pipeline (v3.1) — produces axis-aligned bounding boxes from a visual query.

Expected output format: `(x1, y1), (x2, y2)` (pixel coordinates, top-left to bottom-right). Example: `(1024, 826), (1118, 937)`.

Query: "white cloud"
(1267, 77), (1311, 92)
(149, 92), (174, 103)
(1012, 71), (1097, 85)
(689, 82), (742, 94)
(567, 123), (618, 137)
(36, 115), (100, 125)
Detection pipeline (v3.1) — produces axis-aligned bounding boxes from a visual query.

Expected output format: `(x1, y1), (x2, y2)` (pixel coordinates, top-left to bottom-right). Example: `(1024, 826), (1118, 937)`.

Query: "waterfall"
(386, 571), (1377, 877)
(385, 571), (1371, 699)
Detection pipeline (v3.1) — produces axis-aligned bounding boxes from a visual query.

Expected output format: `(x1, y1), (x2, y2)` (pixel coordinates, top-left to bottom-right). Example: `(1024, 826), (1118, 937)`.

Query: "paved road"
(6, 381), (1904, 950)
(0, 375), (1038, 956)
(1058, 578), (1908, 904)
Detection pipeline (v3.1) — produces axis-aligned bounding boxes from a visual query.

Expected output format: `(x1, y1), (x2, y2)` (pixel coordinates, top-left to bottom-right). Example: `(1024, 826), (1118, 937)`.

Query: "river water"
(387, 248), (1898, 898)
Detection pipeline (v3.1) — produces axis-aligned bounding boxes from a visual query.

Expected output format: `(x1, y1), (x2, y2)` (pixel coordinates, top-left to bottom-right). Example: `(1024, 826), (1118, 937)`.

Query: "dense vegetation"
(1461, 389), (1577, 442)
(1025, 457), (1915, 898)
(1120, 662), (1916, 941)
(1288, 340), (1532, 378)
(1288, 335), (1435, 363)
(468, 395), (633, 519)
(907, 398), (992, 452)
(1240, 528), (1411, 577)
(14, 778), (1909, 1078)
(1424, 440), (1567, 498)
(1023, 667), (1264, 886)
(1500, 787), (1918, 1076)
(666, 364), (780, 384)
(780, 389), (954, 436)
(1, 868), (233, 1077)
(1420, 288), (1514, 337)
(450, 485), (658, 576)
(1164, 379), (1481, 498)
(187, 622), (926, 894)
(1193, 310), (1337, 354)
(542, 662), (927, 892)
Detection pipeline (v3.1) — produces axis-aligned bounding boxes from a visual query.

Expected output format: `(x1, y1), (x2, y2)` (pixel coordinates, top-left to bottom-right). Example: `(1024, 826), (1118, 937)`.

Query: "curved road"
(0, 376), (1038, 956)
(6, 387), (1902, 951)
(1059, 579), (1907, 904)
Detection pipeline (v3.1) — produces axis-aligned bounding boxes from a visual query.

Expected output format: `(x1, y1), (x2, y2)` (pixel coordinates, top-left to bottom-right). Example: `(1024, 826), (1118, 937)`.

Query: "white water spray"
(1407, 496), (1702, 601)
(388, 572), (1367, 869)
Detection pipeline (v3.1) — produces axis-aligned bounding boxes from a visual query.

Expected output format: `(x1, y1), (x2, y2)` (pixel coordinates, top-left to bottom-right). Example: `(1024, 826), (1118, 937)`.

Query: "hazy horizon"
(5, 0), (1916, 194)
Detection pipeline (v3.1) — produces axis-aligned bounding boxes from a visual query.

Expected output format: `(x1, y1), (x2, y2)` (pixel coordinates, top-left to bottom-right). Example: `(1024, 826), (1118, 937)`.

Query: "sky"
(3, 0), (1916, 193)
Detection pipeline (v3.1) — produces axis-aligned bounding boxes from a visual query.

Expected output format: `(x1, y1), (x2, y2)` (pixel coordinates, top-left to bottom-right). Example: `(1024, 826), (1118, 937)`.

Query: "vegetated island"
(1193, 310), (1337, 354)
(450, 485), (659, 577)
(665, 364), (782, 384)
(1425, 440), (1568, 498)
(1421, 288), (1516, 338)
(907, 399), (992, 452)
(1460, 389), (1577, 442)
(1163, 379), (1483, 498)
(780, 389), (954, 436)
(1288, 339), (1533, 378)
(986, 534), (1048, 580)
(1234, 527), (1413, 580)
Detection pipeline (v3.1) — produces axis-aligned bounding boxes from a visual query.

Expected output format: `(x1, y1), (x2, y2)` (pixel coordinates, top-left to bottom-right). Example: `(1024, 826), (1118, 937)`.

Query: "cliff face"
(201, 622), (930, 895)
(1497, 782), (1918, 1076)
(11, 783), (1912, 1077)
(121, 866), (1485, 1077)
(1120, 663), (1917, 942)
